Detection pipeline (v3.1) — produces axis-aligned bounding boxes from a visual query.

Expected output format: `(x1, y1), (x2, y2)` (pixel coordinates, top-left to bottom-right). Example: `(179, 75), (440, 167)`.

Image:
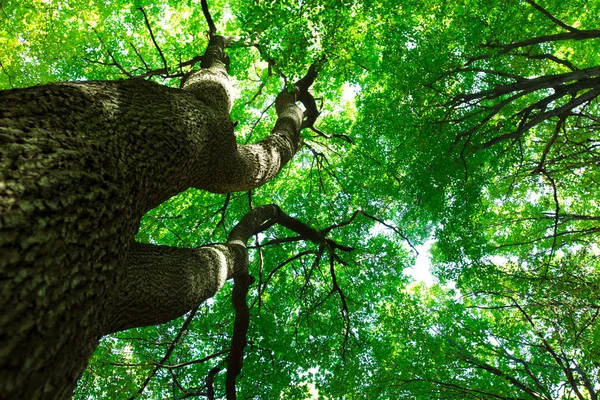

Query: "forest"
(0, 0), (599, 399)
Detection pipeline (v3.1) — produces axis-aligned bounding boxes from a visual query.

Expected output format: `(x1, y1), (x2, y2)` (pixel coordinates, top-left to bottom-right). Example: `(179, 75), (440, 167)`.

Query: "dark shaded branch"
(225, 272), (253, 400)
(542, 213), (600, 221)
(201, 0), (217, 36)
(251, 250), (316, 309)
(493, 227), (600, 249)
(214, 194), (231, 230)
(320, 210), (361, 236)
(129, 41), (151, 71)
(0, 60), (14, 88)
(141, 55), (203, 78)
(357, 211), (419, 255)
(148, 215), (191, 246)
(254, 234), (265, 310)
(511, 299), (588, 400)
(491, 335), (555, 398)
(475, 29), (600, 62)
(89, 27), (132, 78)
(390, 377), (534, 400)
(573, 361), (598, 400)
(432, 67), (525, 86)
(153, 349), (229, 369)
(532, 116), (564, 174)
(223, 204), (354, 398)
(520, 53), (578, 71)
(228, 205), (353, 252)
(244, 63), (273, 106)
(482, 87), (600, 148)
(525, 0), (580, 32)
(296, 57), (326, 129)
(243, 99), (275, 144)
(206, 366), (222, 400)
(328, 254), (352, 357)
(130, 307), (200, 399)
(252, 44), (282, 76)
(452, 66), (600, 106)
(137, 7), (169, 75)
(359, 211), (418, 254)
(299, 248), (325, 298)
(309, 126), (354, 143)
(460, 353), (545, 399)
(540, 169), (560, 277)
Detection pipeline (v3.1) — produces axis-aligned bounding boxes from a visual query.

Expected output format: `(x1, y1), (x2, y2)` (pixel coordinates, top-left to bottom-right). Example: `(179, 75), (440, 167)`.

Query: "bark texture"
(0, 53), (305, 398)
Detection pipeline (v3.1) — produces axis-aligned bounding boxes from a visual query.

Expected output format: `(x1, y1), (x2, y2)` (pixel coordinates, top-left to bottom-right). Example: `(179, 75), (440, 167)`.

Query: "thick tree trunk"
(0, 59), (304, 398)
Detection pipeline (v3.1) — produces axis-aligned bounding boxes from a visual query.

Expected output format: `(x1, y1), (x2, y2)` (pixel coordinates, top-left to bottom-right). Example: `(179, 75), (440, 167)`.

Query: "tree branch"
(153, 349), (229, 369)
(197, 65), (322, 193)
(201, 0), (217, 36)
(0, 60), (14, 88)
(107, 242), (246, 334)
(137, 7), (169, 75)
(129, 41), (151, 71)
(482, 87), (600, 148)
(475, 29), (600, 61)
(525, 0), (580, 33)
(532, 116), (565, 174)
(225, 272), (253, 400)
(88, 27), (132, 77)
(129, 307), (200, 399)
(296, 57), (326, 129)
(206, 365), (222, 400)
(216, 205), (355, 398)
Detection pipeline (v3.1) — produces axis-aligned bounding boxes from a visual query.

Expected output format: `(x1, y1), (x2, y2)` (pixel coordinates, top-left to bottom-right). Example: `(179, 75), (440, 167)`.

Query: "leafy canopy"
(2, 0), (599, 398)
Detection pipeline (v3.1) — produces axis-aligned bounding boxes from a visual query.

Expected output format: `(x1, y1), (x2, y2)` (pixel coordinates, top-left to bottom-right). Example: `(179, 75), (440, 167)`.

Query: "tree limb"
(201, 0), (217, 36)
(137, 7), (169, 75)
(129, 307), (200, 399)
(0, 60), (14, 88)
(219, 204), (355, 398)
(525, 0), (580, 33)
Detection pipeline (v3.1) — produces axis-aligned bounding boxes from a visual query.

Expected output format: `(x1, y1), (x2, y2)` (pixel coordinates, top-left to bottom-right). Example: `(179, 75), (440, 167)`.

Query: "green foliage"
(3, 0), (600, 398)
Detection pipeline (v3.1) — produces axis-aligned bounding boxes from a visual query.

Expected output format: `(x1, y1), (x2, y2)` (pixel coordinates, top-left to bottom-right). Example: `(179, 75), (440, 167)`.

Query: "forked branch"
(223, 204), (354, 399)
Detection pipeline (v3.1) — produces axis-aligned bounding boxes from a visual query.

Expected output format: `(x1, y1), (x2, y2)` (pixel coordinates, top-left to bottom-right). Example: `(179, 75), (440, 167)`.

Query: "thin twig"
(130, 307), (200, 399)
(0, 60), (14, 88)
(541, 169), (560, 278)
(152, 349), (229, 369)
(214, 194), (231, 229)
(533, 116), (565, 174)
(206, 365), (222, 400)
(89, 27), (132, 77)
(129, 41), (151, 71)
(328, 253), (352, 358)
(359, 211), (418, 254)
(137, 7), (169, 76)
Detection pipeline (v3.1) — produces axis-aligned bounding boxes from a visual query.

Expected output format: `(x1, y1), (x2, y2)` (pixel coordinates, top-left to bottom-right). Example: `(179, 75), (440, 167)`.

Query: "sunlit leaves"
(5, 0), (600, 398)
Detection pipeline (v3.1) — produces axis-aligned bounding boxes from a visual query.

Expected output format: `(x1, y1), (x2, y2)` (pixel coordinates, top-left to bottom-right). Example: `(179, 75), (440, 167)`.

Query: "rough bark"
(107, 242), (248, 334)
(0, 50), (307, 398)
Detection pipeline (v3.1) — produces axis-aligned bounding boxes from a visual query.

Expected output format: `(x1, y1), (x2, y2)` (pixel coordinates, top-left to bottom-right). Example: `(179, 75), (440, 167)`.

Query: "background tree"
(351, 0), (600, 398)
(1, 0), (599, 399)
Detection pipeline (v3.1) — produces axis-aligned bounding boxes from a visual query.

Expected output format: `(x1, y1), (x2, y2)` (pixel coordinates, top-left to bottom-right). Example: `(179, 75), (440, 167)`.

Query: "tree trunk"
(0, 60), (304, 399)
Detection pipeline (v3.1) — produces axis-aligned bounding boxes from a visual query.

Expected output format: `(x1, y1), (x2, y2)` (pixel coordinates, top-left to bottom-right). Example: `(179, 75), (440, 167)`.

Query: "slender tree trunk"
(0, 56), (304, 398)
